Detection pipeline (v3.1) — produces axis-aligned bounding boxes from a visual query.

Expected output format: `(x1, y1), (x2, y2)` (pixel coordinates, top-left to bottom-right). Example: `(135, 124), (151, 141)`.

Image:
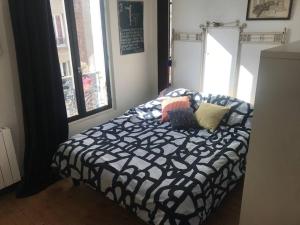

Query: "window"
(50, 0), (111, 120)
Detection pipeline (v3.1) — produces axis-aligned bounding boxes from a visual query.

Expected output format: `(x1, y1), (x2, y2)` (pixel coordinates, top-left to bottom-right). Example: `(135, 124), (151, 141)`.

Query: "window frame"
(63, 0), (112, 122)
(53, 14), (67, 47)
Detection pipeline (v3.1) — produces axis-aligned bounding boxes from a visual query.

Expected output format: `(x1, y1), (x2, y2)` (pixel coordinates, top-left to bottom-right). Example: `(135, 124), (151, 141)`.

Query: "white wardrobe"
(239, 41), (300, 225)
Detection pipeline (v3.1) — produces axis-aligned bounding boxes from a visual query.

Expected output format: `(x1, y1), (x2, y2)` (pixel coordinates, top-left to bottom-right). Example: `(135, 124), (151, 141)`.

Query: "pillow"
(161, 96), (190, 122)
(168, 108), (199, 130)
(195, 103), (230, 131)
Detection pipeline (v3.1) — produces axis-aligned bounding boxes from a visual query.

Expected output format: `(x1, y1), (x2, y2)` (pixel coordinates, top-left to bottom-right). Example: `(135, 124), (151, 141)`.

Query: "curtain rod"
(199, 20), (247, 30)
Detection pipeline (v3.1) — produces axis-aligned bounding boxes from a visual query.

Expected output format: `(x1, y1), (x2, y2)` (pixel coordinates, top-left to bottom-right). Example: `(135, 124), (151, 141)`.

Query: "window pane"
(73, 0), (109, 112)
(50, 0), (79, 118)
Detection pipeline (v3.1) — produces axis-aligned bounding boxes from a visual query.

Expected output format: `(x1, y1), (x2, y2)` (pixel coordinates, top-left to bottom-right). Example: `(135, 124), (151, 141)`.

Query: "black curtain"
(157, 0), (170, 93)
(9, 0), (69, 197)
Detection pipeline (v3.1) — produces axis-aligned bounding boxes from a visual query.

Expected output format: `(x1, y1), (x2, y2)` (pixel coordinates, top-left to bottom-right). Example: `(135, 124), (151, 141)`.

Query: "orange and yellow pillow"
(161, 97), (230, 131)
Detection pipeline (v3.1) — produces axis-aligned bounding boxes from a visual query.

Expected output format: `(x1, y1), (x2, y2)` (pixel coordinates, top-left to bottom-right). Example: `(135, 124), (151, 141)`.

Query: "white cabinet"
(0, 127), (21, 190)
(239, 41), (300, 225)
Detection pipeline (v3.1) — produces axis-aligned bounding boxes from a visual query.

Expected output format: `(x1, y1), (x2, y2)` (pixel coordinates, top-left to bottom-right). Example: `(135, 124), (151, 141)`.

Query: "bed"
(52, 89), (253, 225)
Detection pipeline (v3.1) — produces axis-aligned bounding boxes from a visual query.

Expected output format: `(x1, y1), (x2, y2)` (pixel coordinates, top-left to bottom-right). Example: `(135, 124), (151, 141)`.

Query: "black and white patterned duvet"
(52, 89), (253, 225)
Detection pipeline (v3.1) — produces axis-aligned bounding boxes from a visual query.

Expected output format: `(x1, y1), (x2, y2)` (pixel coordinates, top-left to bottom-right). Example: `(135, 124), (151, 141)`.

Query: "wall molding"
(240, 28), (287, 44)
(173, 30), (203, 42)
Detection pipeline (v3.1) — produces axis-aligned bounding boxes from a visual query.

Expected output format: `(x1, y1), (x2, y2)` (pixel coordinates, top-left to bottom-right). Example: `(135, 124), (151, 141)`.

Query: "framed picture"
(118, 1), (144, 55)
(246, 0), (293, 20)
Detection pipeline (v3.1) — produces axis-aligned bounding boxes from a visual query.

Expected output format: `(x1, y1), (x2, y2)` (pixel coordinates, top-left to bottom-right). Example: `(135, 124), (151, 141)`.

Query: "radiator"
(0, 127), (21, 190)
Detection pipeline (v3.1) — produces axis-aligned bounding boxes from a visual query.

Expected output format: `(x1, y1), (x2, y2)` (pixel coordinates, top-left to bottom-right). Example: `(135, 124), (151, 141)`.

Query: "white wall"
(0, 0), (25, 169)
(0, 0), (158, 170)
(172, 0), (300, 102)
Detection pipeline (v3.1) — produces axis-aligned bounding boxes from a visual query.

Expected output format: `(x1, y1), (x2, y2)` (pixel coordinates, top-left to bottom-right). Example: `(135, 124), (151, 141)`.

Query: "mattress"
(52, 89), (253, 225)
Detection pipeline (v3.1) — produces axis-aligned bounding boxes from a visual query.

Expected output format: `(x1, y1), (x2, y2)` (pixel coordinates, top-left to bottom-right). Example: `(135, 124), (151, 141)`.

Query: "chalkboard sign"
(118, 1), (144, 55)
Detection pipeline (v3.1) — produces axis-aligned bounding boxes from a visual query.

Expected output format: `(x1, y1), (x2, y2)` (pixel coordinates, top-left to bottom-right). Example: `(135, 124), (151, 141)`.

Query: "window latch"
(77, 67), (82, 75)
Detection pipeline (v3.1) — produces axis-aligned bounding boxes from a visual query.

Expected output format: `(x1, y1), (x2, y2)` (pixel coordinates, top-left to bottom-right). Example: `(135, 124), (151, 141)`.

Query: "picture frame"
(118, 1), (144, 55)
(246, 0), (293, 20)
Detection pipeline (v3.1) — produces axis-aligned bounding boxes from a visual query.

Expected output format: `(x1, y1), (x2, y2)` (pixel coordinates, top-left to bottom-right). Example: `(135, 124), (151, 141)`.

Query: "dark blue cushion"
(168, 108), (199, 130)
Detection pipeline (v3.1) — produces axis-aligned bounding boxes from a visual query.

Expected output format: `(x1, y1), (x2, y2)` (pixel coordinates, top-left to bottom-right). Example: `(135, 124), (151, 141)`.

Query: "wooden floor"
(0, 179), (243, 225)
